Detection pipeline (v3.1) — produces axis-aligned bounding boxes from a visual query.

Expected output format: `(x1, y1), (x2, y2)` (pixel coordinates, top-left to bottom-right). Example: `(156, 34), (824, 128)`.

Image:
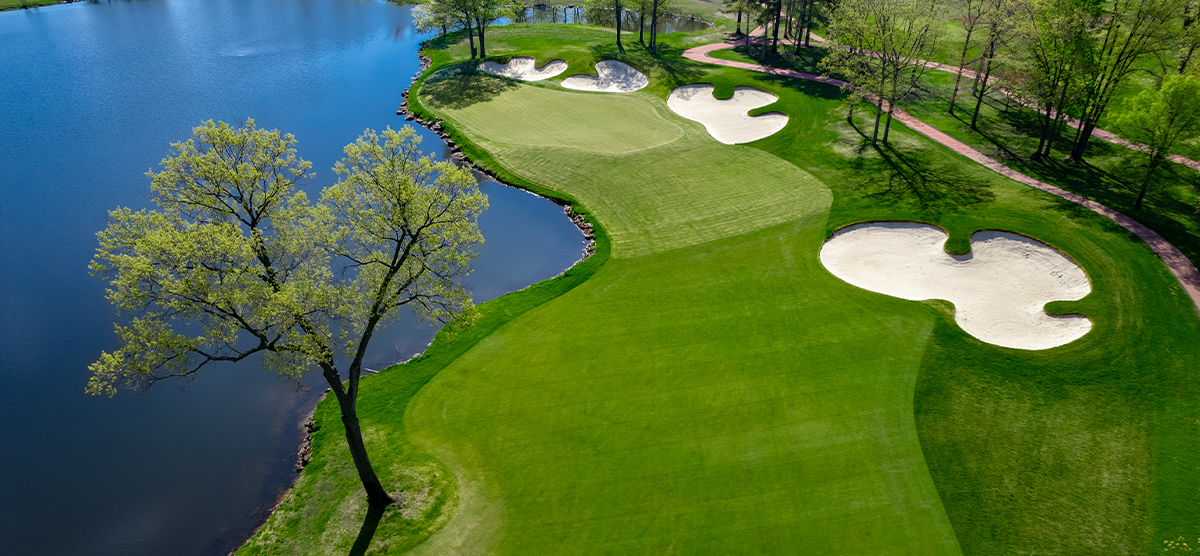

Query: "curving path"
(683, 39), (1200, 315)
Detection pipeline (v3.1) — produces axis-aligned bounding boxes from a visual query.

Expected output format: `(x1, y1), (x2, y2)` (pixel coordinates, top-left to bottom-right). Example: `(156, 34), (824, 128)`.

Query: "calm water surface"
(0, 1), (584, 554)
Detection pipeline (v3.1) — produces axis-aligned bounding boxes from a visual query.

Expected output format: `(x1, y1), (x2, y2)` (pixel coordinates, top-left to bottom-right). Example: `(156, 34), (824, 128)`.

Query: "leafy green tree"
(1011, 0), (1094, 160)
(823, 0), (943, 145)
(823, 0), (889, 144)
(414, 4), (447, 37)
(965, 0), (1015, 131)
(948, 0), (989, 115)
(470, 0), (520, 58)
(1180, 0), (1200, 73)
(88, 121), (487, 508)
(1069, 0), (1180, 160)
(1111, 74), (1200, 210)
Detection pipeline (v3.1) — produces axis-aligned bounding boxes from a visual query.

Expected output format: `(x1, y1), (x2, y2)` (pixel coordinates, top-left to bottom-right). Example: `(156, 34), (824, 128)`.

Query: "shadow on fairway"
(348, 504), (387, 556)
(422, 66), (521, 110)
(842, 122), (995, 214)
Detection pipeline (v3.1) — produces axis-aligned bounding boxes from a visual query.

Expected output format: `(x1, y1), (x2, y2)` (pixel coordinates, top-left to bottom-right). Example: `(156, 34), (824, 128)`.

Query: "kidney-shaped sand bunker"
(667, 84), (789, 144)
(820, 222), (1092, 350)
(478, 57), (568, 81)
(561, 60), (648, 93)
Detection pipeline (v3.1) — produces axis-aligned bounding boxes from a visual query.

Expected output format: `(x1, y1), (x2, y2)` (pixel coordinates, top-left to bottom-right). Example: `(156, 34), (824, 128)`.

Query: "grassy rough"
(240, 22), (1200, 556)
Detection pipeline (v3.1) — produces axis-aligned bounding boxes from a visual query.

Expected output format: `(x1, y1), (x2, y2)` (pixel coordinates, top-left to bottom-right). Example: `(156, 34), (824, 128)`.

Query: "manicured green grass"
(428, 78), (827, 256)
(240, 23), (1200, 556)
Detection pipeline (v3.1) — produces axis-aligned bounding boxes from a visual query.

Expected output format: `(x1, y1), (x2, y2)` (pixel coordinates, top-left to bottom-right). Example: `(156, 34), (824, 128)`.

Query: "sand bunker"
(478, 57), (568, 81)
(667, 85), (789, 144)
(820, 222), (1092, 350)
(561, 60), (648, 93)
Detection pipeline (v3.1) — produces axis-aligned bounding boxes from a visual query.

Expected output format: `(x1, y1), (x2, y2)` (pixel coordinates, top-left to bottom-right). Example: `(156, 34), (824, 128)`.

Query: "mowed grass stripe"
(408, 221), (962, 555)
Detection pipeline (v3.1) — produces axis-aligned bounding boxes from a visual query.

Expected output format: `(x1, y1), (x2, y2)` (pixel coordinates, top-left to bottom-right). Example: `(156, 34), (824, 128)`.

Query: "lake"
(0, 1), (585, 554)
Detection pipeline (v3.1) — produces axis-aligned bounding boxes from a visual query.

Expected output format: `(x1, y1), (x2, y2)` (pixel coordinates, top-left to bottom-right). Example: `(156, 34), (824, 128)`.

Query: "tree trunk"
(1033, 106), (1052, 161)
(639, 8), (645, 44)
(801, 0), (812, 46)
(1182, 43), (1197, 74)
(650, 0), (659, 53)
(949, 27), (975, 115)
(737, 9), (742, 35)
(882, 102), (895, 145)
(1134, 159), (1161, 210)
(772, 1), (781, 53)
(1045, 78), (1071, 157)
(323, 372), (393, 508)
(760, 24), (768, 61)
(970, 53), (992, 131)
(872, 96), (884, 145)
(1070, 121), (1096, 160)
(476, 17), (486, 58)
(615, 1), (623, 52)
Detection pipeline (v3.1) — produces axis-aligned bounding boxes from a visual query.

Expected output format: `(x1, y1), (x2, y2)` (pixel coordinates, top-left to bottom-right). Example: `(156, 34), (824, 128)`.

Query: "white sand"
(478, 57), (568, 81)
(561, 60), (649, 93)
(666, 85), (789, 144)
(819, 222), (1092, 350)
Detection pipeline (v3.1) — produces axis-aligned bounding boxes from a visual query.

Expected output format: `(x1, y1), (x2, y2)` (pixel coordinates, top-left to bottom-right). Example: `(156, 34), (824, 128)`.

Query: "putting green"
(424, 75), (682, 154)
(425, 77), (830, 258)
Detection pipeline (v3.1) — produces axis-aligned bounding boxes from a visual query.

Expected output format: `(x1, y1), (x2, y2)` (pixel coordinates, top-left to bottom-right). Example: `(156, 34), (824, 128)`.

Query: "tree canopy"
(1111, 74), (1200, 210)
(89, 120), (487, 507)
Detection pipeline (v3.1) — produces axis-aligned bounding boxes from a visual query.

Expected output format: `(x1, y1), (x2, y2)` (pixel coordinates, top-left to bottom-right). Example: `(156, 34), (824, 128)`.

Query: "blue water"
(0, 1), (584, 554)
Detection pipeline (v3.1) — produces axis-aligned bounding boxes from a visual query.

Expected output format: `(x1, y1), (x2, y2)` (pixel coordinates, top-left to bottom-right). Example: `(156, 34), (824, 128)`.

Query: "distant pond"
(0, 1), (585, 555)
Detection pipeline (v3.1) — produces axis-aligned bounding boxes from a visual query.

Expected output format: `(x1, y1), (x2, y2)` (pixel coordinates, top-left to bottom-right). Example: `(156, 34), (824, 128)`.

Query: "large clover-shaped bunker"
(819, 222), (1092, 350)
(561, 60), (649, 93)
(667, 84), (789, 144)
(478, 57), (568, 81)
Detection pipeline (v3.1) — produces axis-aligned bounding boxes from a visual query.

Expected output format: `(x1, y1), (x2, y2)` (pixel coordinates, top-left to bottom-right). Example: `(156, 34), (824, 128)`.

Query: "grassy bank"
(1, 0), (64, 11)
(241, 22), (1200, 555)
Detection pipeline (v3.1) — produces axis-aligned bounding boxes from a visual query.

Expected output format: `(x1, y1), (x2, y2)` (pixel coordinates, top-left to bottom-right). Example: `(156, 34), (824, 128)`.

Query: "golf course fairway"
(237, 24), (1200, 556)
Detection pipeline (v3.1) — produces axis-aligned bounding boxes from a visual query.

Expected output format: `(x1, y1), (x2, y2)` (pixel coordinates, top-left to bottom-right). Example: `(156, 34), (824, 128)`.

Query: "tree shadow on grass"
(869, 146), (996, 214)
(841, 119), (995, 214)
(421, 65), (521, 111)
(347, 504), (387, 556)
